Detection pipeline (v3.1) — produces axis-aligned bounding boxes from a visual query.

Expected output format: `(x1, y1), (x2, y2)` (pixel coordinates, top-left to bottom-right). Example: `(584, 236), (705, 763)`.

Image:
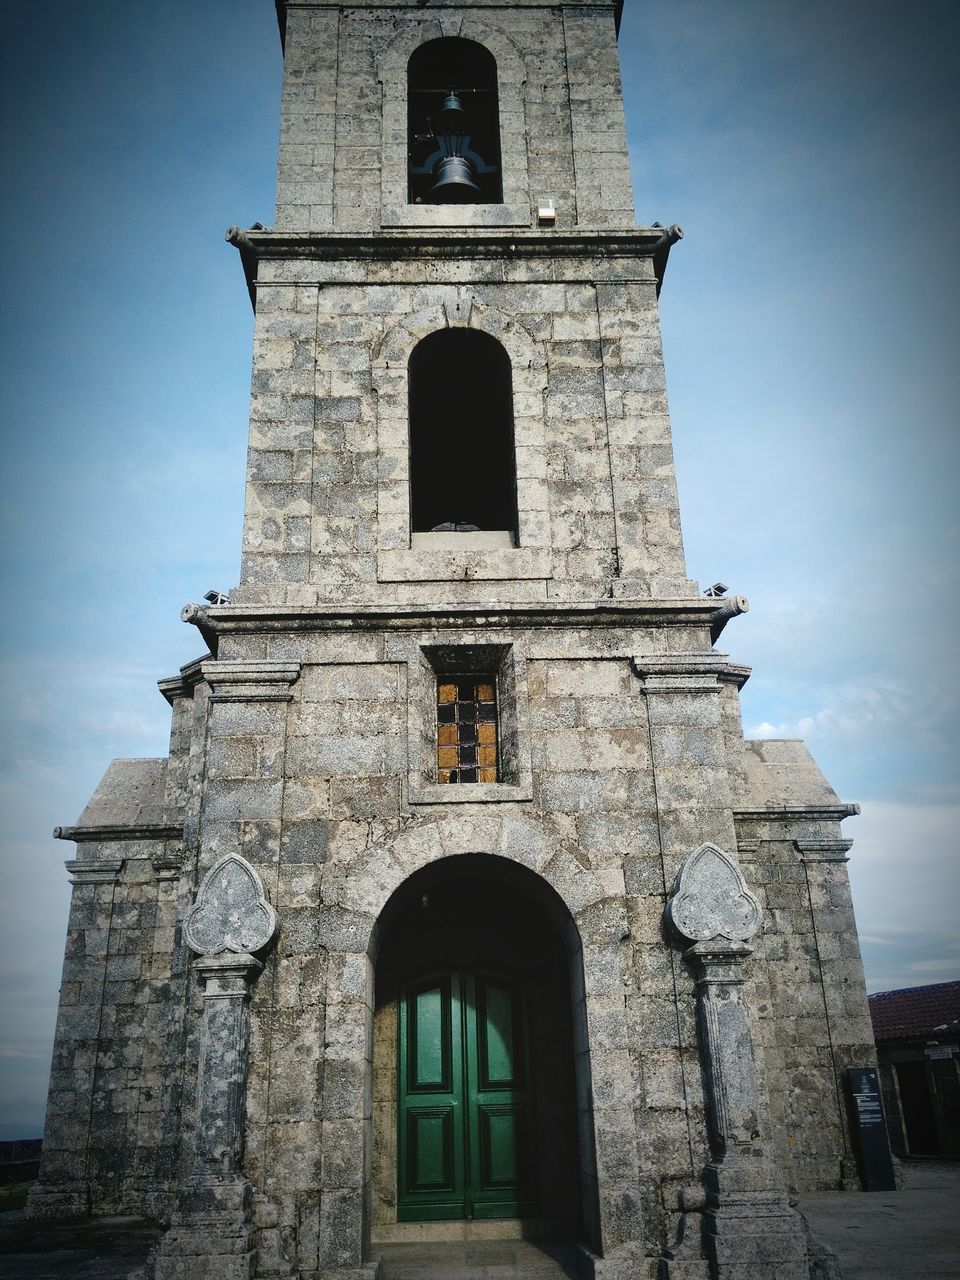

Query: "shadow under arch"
(368, 852), (601, 1250)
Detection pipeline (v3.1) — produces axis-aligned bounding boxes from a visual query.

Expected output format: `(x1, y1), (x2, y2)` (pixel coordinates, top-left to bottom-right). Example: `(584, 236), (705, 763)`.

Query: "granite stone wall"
(274, 2), (634, 233)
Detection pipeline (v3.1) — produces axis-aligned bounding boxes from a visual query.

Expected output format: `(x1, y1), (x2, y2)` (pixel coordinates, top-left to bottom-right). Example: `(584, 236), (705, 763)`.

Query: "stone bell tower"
(30, 2), (880, 1278)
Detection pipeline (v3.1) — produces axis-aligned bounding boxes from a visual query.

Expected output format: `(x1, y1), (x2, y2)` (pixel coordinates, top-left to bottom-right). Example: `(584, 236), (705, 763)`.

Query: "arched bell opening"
(370, 854), (596, 1245)
(408, 38), (502, 205)
(408, 328), (519, 540)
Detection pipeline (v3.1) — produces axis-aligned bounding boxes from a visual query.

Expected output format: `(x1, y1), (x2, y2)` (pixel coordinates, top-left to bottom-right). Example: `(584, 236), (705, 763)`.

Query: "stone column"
(156, 853), (280, 1280)
(665, 842), (813, 1280)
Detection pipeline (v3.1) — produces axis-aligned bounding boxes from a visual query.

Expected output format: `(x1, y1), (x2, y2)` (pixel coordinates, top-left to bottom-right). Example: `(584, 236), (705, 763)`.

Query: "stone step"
(373, 1238), (587, 1279)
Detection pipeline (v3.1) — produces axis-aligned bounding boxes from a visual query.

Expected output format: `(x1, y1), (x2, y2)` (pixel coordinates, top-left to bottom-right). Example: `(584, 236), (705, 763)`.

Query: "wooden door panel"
(408, 979), (452, 1092)
(398, 975), (465, 1220)
(478, 1103), (526, 1186)
(398, 970), (535, 1222)
(477, 980), (522, 1087)
(406, 1105), (457, 1191)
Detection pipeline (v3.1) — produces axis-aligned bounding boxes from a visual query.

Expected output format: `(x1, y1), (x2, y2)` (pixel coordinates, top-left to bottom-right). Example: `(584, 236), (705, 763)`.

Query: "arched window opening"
(408, 39), (502, 205)
(409, 329), (518, 538)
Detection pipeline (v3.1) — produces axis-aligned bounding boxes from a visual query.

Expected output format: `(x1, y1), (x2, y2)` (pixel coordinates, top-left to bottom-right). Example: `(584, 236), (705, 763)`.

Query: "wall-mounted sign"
(846, 1066), (896, 1192)
(925, 1044), (957, 1060)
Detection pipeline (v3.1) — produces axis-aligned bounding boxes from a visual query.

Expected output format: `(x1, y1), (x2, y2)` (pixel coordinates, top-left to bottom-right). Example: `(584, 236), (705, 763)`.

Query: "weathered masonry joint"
(31, 2), (878, 1277)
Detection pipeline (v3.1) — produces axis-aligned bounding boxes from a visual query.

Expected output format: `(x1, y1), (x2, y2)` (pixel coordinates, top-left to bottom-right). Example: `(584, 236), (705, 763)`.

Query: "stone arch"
(377, 15), (530, 227)
(372, 297), (546, 378)
(372, 299), (548, 551)
(318, 815), (643, 1261)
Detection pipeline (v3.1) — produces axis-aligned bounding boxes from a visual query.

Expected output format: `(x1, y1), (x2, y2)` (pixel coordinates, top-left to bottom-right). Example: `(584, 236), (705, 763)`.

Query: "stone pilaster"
(155, 853), (281, 1280)
(26, 856), (124, 1218)
(156, 952), (263, 1280)
(663, 843), (815, 1280)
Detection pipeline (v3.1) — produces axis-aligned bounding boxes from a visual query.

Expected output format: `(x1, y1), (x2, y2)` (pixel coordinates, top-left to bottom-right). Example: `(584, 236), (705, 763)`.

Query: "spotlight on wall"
(204, 589), (230, 605)
(703, 582), (728, 598)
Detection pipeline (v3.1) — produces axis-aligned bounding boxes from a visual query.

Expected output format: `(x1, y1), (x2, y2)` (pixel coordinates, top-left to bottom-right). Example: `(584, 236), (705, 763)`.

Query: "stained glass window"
(437, 677), (498, 783)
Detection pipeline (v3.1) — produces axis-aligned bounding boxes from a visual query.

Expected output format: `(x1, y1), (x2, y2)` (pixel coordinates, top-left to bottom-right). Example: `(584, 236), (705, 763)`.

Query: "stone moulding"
(188, 597), (719, 635)
(53, 822), (184, 842)
(795, 837), (854, 862)
(227, 225), (677, 261)
(199, 659), (301, 702)
(734, 802), (860, 821)
(183, 853), (278, 957)
(63, 857), (124, 885)
(667, 842), (762, 944)
(226, 225), (682, 307)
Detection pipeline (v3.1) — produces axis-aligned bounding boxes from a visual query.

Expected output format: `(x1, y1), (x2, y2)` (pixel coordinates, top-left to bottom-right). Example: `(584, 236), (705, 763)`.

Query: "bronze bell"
(429, 154), (481, 201)
(429, 89), (480, 202)
(438, 91), (467, 130)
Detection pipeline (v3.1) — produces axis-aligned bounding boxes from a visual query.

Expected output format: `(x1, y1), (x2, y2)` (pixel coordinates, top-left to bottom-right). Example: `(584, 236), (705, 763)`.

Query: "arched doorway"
(371, 855), (586, 1239)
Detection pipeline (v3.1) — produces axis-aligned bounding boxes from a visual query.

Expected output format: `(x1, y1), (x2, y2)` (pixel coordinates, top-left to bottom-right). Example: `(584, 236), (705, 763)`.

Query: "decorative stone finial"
(666, 842), (762, 943)
(184, 853), (277, 956)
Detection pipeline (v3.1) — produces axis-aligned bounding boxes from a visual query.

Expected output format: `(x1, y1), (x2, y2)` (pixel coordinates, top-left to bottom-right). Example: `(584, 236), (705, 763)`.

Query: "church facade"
(29, 2), (878, 1277)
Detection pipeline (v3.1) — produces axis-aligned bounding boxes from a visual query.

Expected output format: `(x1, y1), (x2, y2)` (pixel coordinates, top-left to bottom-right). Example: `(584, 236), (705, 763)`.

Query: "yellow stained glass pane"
(479, 767), (497, 783)
(476, 683), (495, 701)
(477, 723), (496, 744)
(438, 683), (457, 703)
(438, 746), (459, 768)
(438, 769), (454, 784)
(438, 724), (458, 746)
(478, 745), (497, 766)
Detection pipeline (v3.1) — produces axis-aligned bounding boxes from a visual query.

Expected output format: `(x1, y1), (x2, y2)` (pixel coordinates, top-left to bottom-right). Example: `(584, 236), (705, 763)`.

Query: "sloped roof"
(75, 758), (169, 828)
(869, 980), (960, 1041)
(741, 739), (842, 808)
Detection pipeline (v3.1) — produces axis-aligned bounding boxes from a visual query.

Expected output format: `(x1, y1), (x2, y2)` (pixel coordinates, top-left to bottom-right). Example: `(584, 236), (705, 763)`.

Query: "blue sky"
(1, 0), (957, 1140)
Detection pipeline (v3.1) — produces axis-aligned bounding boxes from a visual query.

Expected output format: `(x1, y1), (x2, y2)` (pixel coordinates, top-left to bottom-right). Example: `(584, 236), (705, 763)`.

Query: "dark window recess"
(437, 677), (499, 783)
(408, 38), (502, 205)
(409, 329), (518, 534)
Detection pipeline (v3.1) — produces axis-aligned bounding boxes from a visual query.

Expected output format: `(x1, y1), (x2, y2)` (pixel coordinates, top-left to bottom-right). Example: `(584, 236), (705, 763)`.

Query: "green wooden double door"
(398, 970), (535, 1221)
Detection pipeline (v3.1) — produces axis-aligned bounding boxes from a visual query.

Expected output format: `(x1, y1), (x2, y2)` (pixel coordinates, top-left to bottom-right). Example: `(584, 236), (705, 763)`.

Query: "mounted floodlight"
(703, 582), (728, 598)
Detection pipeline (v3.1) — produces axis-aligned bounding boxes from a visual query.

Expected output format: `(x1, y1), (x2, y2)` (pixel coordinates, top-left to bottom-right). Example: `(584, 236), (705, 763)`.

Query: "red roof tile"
(869, 980), (960, 1041)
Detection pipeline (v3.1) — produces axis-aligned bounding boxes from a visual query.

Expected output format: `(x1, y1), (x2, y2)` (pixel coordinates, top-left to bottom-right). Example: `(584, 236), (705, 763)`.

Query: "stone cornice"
(231, 225), (673, 263)
(157, 656), (208, 705)
(227, 224), (680, 305)
(54, 822), (184, 843)
(192, 598), (719, 637)
(201, 659), (302, 701)
(717, 662), (752, 689)
(795, 838), (855, 863)
(65, 857), (124, 884)
(630, 652), (750, 693)
(734, 804), (861, 822)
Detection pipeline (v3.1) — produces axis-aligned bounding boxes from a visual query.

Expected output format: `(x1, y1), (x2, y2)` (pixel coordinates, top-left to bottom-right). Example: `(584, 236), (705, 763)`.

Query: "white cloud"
(746, 679), (909, 742)
(846, 799), (960, 992)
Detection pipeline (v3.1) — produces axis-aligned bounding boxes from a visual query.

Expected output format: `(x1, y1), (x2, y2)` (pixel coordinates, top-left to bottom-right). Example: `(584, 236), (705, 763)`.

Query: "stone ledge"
(734, 804), (860, 822)
(54, 822), (184, 843)
(64, 857), (124, 884)
(201, 660), (302, 701)
(198, 597), (718, 635)
(406, 781), (533, 806)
